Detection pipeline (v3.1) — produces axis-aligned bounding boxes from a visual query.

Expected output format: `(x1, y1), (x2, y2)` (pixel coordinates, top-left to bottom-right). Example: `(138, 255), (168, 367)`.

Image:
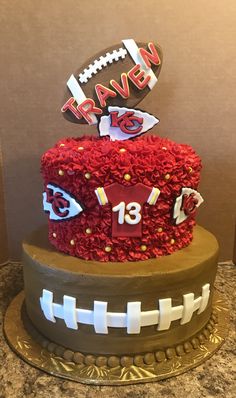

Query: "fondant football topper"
(61, 39), (163, 127)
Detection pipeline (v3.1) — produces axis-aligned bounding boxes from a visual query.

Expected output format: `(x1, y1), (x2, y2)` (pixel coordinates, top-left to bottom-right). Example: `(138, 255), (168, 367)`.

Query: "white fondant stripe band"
(40, 283), (210, 335)
(67, 74), (98, 125)
(67, 74), (87, 103)
(122, 39), (158, 90)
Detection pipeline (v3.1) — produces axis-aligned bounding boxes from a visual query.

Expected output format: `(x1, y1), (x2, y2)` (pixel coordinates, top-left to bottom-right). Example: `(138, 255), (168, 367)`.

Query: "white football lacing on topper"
(78, 47), (128, 84)
(40, 283), (210, 335)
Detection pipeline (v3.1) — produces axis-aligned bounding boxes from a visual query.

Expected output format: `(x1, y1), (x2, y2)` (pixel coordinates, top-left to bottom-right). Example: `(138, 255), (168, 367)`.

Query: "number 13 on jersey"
(112, 201), (141, 225)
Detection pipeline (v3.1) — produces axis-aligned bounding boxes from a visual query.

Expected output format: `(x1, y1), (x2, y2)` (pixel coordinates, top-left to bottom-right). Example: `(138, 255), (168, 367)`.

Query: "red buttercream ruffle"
(41, 135), (202, 262)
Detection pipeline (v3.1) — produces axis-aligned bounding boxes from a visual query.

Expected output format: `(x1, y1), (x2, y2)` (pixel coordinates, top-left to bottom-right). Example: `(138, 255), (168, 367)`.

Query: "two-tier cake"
(5, 39), (226, 385)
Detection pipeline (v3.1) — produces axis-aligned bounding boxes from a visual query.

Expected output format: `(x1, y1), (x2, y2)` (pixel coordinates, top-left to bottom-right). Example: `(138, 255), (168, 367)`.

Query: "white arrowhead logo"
(98, 106), (159, 141)
(43, 183), (84, 221)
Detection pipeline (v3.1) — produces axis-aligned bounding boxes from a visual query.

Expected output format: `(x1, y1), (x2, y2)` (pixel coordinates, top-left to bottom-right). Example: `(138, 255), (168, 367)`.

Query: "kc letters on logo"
(99, 106), (159, 141)
(43, 183), (84, 221)
(110, 111), (143, 134)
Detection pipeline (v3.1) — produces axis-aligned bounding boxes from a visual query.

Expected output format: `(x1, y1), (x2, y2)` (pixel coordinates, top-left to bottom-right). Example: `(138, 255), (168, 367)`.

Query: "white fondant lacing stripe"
(40, 290), (56, 323)
(127, 302), (142, 334)
(63, 295), (78, 330)
(78, 47), (127, 84)
(94, 301), (108, 334)
(40, 284), (210, 335)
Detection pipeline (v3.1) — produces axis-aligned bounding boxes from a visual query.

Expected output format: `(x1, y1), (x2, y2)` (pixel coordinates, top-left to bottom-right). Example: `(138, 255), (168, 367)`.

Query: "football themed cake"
(4, 39), (228, 385)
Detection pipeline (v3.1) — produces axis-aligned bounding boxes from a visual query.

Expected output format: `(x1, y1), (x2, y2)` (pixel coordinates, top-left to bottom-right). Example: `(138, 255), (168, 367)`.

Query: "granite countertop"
(0, 263), (235, 398)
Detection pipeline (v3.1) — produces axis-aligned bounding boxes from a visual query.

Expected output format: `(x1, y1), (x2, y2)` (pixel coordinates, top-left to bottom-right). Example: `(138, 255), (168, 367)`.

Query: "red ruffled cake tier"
(41, 135), (202, 261)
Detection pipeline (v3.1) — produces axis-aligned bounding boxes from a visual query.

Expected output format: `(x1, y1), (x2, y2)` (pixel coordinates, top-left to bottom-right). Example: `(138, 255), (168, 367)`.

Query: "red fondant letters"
(139, 42), (161, 68)
(46, 188), (69, 218)
(128, 64), (151, 90)
(110, 111), (143, 134)
(95, 84), (117, 107)
(61, 97), (82, 120)
(110, 73), (130, 99)
(181, 194), (198, 216)
(77, 99), (103, 124)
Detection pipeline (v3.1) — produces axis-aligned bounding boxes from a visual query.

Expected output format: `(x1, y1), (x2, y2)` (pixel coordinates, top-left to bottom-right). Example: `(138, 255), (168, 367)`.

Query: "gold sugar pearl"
(165, 173), (170, 180)
(59, 143), (65, 147)
(188, 167), (193, 173)
(70, 239), (75, 246)
(124, 173), (131, 181)
(58, 169), (64, 176)
(170, 239), (175, 245)
(105, 246), (112, 253)
(162, 146), (167, 150)
(85, 228), (92, 234)
(119, 148), (126, 153)
(157, 227), (163, 233)
(52, 232), (57, 238)
(140, 245), (147, 252)
(85, 172), (91, 180)
(78, 146), (84, 151)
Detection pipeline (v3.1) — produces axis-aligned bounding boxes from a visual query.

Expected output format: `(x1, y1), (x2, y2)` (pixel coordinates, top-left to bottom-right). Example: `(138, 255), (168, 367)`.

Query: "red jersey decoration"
(95, 183), (160, 237)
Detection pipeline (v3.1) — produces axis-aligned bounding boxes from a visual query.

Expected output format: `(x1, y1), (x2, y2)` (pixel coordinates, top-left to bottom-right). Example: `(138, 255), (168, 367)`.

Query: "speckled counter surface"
(0, 263), (235, 398)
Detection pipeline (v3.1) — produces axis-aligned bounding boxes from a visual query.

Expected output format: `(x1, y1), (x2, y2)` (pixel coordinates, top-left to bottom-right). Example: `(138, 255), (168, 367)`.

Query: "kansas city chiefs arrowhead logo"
(43, 183), (84, 221)
(99, 106), (159, 141)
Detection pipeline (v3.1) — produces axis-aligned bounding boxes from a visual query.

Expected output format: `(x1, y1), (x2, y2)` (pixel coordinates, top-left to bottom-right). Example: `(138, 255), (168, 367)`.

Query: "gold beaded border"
(4, 290), (229, 385)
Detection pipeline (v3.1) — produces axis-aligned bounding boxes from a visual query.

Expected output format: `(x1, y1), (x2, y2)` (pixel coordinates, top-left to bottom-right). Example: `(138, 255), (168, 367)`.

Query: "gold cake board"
(4, 290), (229, 386)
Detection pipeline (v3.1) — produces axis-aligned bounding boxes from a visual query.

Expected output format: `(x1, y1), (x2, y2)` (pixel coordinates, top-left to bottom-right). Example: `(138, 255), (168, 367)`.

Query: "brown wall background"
(0, 0), (235, 261)
(0, 142), (8, 264)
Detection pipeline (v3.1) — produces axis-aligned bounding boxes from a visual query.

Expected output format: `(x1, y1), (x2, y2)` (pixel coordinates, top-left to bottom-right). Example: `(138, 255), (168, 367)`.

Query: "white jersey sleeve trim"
(95, 187), (109, 206)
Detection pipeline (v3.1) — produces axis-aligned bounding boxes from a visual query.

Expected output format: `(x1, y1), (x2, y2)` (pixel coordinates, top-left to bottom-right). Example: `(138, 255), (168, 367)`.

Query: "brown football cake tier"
(23, 225), (218, 356)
